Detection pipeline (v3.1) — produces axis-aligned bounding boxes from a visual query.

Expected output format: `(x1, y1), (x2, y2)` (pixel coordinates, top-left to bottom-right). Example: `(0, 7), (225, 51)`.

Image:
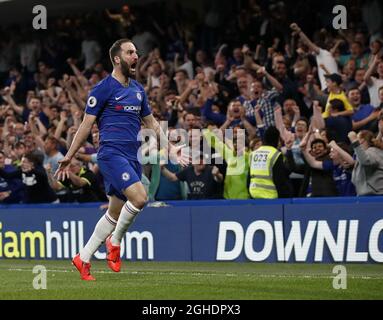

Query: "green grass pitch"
(1, 260), (383, 300)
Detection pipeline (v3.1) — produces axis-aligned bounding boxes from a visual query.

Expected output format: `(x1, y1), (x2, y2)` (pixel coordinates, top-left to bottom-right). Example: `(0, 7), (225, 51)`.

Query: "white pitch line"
(6, 268), (383, 280)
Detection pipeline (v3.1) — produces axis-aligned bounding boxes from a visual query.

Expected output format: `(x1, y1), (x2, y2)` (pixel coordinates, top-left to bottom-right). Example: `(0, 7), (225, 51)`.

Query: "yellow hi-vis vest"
(249, 146), (281, 199)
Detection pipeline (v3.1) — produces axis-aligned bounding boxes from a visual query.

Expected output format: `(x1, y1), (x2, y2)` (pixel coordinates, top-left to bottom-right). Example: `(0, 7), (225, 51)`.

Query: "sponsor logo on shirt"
(115, 105), (141, 113)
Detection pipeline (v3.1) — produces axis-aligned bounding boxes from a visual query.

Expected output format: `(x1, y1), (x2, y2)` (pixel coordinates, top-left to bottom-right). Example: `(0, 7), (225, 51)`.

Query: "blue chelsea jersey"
(85, 75), (151, 160)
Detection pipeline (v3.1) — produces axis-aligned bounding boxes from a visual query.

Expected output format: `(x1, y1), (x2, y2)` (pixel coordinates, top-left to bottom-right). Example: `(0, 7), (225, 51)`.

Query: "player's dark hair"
(109, 38), (132, 66)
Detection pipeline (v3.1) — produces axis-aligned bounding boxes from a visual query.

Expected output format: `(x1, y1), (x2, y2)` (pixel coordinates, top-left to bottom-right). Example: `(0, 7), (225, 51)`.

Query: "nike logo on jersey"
(115, 96), (124, 100)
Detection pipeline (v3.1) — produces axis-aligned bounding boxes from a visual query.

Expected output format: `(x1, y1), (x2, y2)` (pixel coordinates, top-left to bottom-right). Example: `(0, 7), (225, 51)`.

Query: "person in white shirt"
(43, 136), (64, 175)
(81, 32), (101, 71)
(19, 37), (41, 73)
(364, 54), (383, 108)
(290, 23), (339, 90)
(132, 27), (157, 57)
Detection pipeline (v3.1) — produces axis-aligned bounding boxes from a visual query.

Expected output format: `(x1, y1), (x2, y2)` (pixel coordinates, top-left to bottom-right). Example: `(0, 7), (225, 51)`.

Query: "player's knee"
(130, 193), (148, 210)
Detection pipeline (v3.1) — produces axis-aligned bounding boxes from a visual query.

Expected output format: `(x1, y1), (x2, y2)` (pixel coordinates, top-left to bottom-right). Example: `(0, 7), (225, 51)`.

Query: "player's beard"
(120, 59), (136, 80)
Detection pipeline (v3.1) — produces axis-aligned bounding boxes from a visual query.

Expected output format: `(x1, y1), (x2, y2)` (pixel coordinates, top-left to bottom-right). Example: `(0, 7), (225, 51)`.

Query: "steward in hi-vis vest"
(249, 145), (280, 199)
(249, 126), (293, 199)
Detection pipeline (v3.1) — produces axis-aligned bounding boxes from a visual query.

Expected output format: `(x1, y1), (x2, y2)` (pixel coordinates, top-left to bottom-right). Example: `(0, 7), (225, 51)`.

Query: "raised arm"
(274, 105), (288, 141)
(328, 140), (355, 167)
(60, 78), (86, 109)
(219, 116), (234, 134)
(29, 124), (45, 152)
(353, 144), (380, 167)
(178, 80), (198, 105)
(377, 119), (383, 143)
(203, 127), (232, 161)
(35, 116), (48, 136)
(254, 104), (265, 128)
(349, 131), (380, 167)
(261, 67), (283, 92)
(201, 98), (226, 126)
(66, 59), (88, 88)
(299, 127), (312, 150)
(0, 105), (10, 119)
(142, 113), (169, 148)
(312, 101), (326, 129)
(54, 111), (68, 140)
(352, 110), (380, 131)
(290, 23), (320, 55)
(2, 88), (24, 115)
(330, 39), (344, 57)
(105, 9), (121, 20)
(364, 55), (381, 86)
(139, 54), (154, 80)
(212, 166), (224, 183)
(284, 140), (305, 173)
(301, 145), (324, 170)
(71, 76), (88, 103)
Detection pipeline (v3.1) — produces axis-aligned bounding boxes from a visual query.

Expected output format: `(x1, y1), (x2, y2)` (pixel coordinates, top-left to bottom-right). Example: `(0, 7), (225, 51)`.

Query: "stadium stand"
(0, 0), (383, 204)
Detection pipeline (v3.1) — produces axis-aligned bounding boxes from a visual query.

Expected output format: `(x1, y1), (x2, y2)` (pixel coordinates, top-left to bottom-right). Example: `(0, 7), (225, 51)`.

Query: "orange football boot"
(72, 253), (96, 281)
(105, 235), (121, 272)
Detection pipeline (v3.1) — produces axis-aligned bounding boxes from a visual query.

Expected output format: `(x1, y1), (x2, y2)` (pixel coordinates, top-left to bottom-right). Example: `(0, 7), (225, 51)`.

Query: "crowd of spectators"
(1, 0), (383, 204)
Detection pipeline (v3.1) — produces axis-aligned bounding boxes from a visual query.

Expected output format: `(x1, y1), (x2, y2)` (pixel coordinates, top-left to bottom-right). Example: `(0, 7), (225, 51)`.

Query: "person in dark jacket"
(300, 138), (339, 197)
(349, 130), (383, 196)
(49, 158), (107, 203)
(0, 151), (25, 203)
(0, 152), (58, 203)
